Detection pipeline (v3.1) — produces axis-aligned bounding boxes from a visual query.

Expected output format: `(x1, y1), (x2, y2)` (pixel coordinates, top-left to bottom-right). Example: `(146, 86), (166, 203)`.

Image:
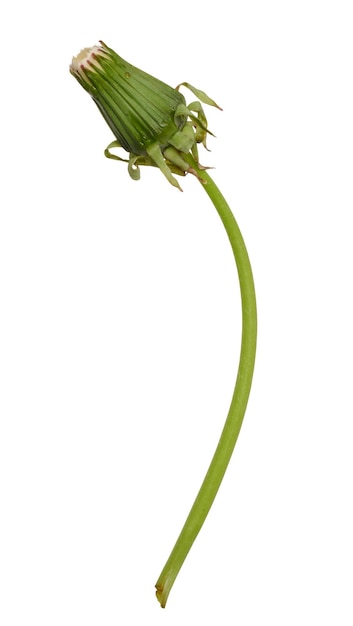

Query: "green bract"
(70, 41), (221, 190)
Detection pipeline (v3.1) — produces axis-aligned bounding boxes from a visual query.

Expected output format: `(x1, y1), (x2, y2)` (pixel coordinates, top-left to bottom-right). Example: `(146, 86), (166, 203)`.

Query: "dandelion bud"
(70, 41), (220, 189)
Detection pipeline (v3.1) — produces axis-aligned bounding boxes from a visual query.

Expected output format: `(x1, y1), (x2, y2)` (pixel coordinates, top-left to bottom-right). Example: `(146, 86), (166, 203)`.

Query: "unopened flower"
(70, 41), (221, 190)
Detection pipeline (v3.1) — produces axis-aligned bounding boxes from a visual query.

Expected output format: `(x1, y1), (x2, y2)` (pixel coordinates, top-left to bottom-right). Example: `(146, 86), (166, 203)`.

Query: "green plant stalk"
(155, 154), (257, 608)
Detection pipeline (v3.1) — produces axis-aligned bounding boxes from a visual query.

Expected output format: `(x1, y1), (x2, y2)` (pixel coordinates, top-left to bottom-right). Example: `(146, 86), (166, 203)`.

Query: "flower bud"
(70, 41), (220, 189)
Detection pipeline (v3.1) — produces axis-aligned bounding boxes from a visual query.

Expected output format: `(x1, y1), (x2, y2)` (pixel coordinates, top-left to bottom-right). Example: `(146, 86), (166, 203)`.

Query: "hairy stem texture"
(155, 156), (258, 607)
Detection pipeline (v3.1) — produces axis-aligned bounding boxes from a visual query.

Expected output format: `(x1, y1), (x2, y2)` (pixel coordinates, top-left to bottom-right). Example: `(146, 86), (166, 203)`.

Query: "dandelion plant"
(70, 41), (257, 608)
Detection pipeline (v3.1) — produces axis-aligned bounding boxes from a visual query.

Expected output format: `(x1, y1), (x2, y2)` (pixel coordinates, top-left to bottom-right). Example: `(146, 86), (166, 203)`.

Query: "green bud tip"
(70, 41), (221, 190)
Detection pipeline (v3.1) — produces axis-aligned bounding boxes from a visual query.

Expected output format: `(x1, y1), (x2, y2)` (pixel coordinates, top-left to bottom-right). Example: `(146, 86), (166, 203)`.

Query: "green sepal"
(127, 155), (141, 180)
(168, 121), (195, 152)
(176, 82), (222, 110)
(104, 140), (129, 163)
(146, 142), (182, 190)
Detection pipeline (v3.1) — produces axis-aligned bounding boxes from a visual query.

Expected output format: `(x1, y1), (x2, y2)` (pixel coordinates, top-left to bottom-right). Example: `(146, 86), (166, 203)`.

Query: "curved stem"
(155, 155), (257, 608)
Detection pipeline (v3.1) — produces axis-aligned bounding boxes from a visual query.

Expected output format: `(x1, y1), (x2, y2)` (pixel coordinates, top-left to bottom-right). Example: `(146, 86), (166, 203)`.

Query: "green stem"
(155, 155), (257, 608)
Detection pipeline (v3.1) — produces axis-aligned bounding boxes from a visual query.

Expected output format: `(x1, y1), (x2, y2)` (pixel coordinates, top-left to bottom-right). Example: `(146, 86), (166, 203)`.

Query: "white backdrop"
(1, 1), (352, 624)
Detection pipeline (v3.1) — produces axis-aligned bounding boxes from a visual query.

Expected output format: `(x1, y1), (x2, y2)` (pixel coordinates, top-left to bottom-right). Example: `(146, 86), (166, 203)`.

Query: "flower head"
(70, 41), (221, 190)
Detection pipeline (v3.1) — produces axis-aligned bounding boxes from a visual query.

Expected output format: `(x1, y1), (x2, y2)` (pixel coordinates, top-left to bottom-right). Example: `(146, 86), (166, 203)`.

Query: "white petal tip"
(70, 44), (107, 77)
